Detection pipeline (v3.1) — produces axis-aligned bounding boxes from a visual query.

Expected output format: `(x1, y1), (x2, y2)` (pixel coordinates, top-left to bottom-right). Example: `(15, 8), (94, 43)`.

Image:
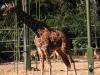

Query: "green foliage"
(72, 37), (87, 55)
(72, 37), (87, 48)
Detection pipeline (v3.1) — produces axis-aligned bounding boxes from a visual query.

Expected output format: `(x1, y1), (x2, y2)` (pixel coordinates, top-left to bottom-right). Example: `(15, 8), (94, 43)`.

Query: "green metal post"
(86, 0), (94, 75)
(27, 0), (31, 70)
(14, 0), (19, 74)
(22, 0), (31, 71)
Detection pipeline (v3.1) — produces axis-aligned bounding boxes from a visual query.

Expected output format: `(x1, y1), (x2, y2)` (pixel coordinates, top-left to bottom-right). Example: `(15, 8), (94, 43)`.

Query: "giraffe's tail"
(57, 50), (71, 69)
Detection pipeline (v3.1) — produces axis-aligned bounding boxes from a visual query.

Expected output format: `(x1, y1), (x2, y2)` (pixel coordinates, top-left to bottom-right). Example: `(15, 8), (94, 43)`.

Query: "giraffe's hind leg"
(73, 62), (77, 75)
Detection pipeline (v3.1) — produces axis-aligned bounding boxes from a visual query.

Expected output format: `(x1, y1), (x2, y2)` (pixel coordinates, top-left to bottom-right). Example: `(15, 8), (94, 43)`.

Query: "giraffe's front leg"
(38, 50), (45, 75)
(40, 56), (44, 75)
(45, 51), (52, 75)
(47, 58), (52, 75)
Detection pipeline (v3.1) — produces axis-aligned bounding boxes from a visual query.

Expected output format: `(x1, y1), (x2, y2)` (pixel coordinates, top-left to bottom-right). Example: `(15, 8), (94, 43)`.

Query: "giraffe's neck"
(15, 8), (49, 36)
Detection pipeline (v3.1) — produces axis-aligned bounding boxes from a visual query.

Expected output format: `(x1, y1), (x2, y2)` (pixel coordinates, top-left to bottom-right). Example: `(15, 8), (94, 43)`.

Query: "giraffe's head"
(0, 0), (15, 16)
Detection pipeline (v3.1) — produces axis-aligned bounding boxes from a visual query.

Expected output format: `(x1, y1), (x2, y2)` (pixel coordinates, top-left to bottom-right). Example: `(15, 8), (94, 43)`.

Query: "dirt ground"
(0, 59), (100, 75)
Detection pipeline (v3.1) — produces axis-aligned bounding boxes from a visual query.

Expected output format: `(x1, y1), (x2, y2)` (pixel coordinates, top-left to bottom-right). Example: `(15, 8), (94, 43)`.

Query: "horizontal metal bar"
(0, 39), (34, 42)
(0, 28), (23, 31)
(0, 51), (24, 53)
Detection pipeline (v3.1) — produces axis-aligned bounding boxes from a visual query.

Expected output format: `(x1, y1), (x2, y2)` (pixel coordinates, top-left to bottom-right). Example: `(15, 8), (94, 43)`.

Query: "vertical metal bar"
(36, 0), (38, 19)
(27, 0), (31, 70)
(14, 0), (19, 74)
(86, 0), (94, 75)
(86, 0), (91, 47)
(22, 0), (31, 71)
(18, 29), (20, 61)
(28, 0), (31, 15)
(93, 0), (98, 48)
(14, 13), (16, 72)
(23, 24), (27, 71)
(39, 0), (40, 20)
(94, 25), (97, 48)
(22, 0), (27, 71)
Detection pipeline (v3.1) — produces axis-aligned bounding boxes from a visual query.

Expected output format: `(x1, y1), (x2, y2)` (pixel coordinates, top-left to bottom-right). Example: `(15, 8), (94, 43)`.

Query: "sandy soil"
(0, 59), (100, 75)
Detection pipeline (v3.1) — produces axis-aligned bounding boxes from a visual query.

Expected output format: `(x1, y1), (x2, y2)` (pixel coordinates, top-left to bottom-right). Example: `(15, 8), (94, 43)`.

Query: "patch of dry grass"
(0, 60), (100, 75)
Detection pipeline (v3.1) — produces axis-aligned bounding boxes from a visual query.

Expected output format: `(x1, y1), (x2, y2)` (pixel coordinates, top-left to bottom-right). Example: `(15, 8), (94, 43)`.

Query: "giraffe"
(0, 1), (77, 75)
